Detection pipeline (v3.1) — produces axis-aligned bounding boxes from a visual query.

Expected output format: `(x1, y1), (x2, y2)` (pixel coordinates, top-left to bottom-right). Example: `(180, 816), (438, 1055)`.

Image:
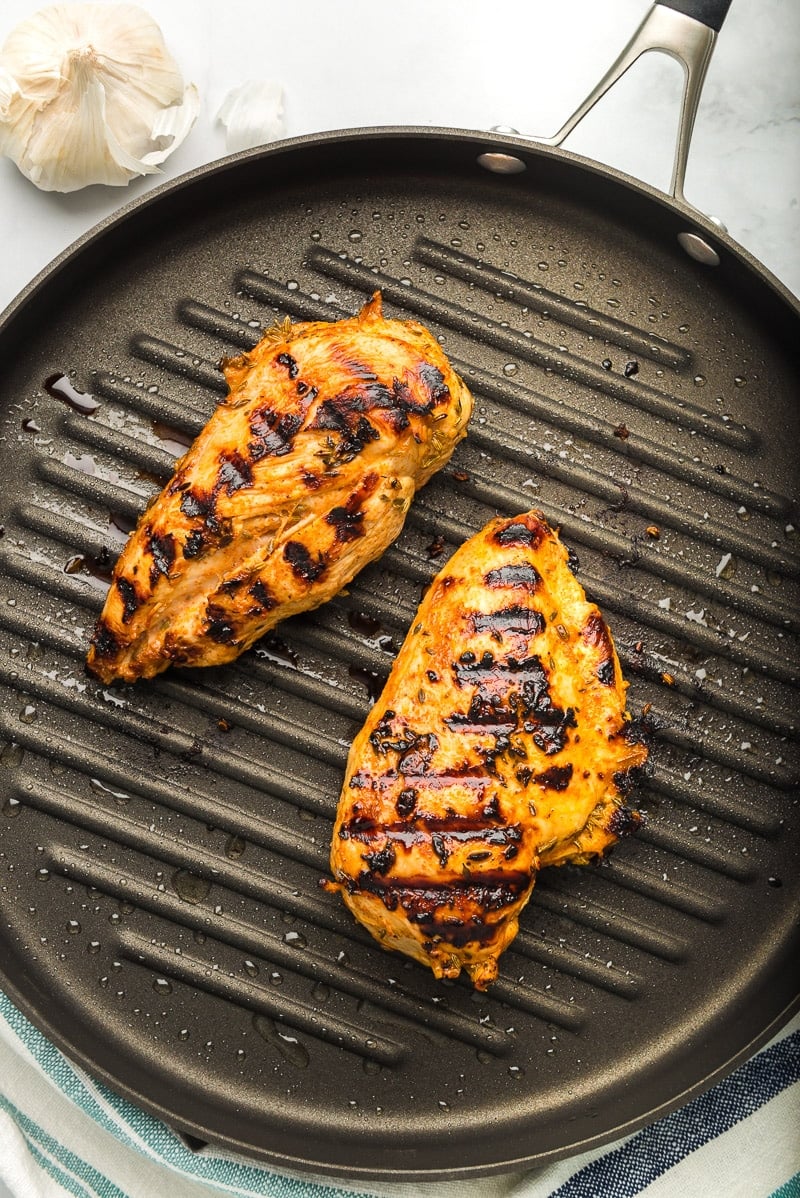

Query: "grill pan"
(0, 0), (798, 1183)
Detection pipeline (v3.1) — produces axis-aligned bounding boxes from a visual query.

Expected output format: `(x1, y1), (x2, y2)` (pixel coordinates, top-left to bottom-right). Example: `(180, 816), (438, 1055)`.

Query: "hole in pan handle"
(532, 0), (733, 210)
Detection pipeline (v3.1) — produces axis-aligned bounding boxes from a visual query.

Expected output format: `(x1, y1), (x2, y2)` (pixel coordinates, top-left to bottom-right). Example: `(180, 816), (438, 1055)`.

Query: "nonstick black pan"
(0, 0), (797, 1183)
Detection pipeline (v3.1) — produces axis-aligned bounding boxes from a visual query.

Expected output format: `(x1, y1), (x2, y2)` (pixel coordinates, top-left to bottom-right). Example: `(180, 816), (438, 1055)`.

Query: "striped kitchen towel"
(1, 989), (798, 1198)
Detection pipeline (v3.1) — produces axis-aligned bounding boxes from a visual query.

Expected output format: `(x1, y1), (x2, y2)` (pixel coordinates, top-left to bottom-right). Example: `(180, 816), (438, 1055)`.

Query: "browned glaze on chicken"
(329, 510), (648, 989)
(86, 293), (473, 683)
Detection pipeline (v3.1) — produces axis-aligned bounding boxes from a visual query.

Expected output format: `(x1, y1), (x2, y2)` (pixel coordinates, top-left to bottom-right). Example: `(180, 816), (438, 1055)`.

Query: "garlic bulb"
(0, 4), (199, 192)
(216, 81), (285, 154)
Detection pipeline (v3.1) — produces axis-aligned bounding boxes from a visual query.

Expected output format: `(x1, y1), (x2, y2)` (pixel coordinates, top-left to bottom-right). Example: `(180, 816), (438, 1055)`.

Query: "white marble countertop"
(0, 0), (798, 315)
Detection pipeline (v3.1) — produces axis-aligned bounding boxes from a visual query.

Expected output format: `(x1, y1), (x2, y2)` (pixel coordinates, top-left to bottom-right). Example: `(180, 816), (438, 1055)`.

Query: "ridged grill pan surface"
(0, 130), (797, 1181)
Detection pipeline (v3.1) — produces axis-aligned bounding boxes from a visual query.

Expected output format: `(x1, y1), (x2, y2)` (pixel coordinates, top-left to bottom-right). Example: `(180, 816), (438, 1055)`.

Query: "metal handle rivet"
(477, 152), (527, 175)
(677, 231), (721, 267)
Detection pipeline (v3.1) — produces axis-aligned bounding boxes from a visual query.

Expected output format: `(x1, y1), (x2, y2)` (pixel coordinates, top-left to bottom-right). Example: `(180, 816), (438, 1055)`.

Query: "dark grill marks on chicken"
(86, 293), (473, 683)
(115, 577), (139, 623)
(485, 563), (542, 588)
(583, 610), (618, 686)
(330, 510), (649, 990)
(282, 541), (327, 584)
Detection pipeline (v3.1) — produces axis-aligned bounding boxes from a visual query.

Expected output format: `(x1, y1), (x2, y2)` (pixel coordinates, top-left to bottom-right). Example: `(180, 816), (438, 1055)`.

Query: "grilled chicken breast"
(330, 510), (648, 989)
(87, 293), (473, 683)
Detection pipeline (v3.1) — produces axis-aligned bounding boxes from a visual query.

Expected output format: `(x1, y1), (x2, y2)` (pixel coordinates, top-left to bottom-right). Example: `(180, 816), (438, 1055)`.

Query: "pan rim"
(1, 967), (797, 1182)
(2, 124), (798, 337)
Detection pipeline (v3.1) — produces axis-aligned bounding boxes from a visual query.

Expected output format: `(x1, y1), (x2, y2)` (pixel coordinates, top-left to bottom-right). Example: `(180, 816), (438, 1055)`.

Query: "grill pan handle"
(537, 0), (733, 206)
(658, 0), (732, 32)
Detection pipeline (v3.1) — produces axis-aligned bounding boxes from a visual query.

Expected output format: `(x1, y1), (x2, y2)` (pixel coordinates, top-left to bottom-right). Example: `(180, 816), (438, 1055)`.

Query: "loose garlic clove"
(0, 3), (198, 192)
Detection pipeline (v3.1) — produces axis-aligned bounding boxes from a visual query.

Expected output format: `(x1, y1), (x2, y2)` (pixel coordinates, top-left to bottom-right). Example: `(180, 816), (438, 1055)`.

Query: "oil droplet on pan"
(283, 930), (307, 948)
(253, 1016), (310, 1067)
(173, 870), (211, 904)
(90, 778), (130, 802)
(225, 835), (246, 860)
(1, 743), (24, 768)
(44, 373), (100, 414)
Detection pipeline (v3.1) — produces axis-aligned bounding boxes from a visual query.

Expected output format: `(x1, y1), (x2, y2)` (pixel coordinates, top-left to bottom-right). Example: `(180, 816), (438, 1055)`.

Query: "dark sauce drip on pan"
(348, 665), (384, 704)
(347, 610), (383, 638)
(255, 635), (299, 669)
(110, 511), (138, 536)
(44, 373), (100, 414)
(346, 610), (395, 656)
(152, 421), (193, 454)
(63, 547), (115, 584)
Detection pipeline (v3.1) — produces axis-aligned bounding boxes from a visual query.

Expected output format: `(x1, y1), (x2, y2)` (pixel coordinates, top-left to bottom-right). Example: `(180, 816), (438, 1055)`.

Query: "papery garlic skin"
(217, 81), (285, 155)
(0, 4), (198, 192)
